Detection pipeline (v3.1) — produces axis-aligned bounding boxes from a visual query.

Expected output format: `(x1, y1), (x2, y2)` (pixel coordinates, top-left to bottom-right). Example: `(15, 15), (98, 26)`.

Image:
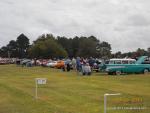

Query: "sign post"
(104, 93), (121, 113)
(35, 78), (47, 99)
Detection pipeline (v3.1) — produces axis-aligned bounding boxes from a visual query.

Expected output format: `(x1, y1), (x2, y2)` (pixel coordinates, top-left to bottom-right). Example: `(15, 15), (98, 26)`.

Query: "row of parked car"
(16, 59), (73, 69)
(45, 60), (73, 69)
(1, 56), (150, 75)
(0, 58), (16, 64)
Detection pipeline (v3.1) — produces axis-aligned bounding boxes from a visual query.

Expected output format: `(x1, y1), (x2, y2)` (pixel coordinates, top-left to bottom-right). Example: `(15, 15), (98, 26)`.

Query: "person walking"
(72, 57), (76, 70)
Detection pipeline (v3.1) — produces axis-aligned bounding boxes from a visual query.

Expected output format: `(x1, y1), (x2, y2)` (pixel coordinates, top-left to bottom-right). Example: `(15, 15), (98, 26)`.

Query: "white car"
(46, 61), (57, 67)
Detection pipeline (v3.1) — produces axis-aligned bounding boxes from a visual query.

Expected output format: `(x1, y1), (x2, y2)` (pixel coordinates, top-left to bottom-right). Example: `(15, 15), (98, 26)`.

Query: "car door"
(125, 64), (142, 73)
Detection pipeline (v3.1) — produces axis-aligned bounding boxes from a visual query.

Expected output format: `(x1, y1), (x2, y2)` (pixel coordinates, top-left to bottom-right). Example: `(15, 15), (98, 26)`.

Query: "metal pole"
(104, 95), (107, 113)
(104, 93), (121, 113)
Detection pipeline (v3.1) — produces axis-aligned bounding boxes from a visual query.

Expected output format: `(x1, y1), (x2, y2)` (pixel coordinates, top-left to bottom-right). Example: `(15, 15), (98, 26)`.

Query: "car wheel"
(96, 70), (99, 72)
(143, 69), (149, 74)
(116, 71), (121, 75)
(108, 72), (113, 75)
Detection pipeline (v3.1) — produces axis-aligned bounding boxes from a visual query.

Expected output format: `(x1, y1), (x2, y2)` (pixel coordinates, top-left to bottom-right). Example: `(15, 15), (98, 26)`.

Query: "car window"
(122, 60), (128, 64)
(105, 60), (109, 64)
(115, 60), (121, 64)
(142, 58), (150, 64)
(129, 61), (135, 64)
(109, 60), (114, 64)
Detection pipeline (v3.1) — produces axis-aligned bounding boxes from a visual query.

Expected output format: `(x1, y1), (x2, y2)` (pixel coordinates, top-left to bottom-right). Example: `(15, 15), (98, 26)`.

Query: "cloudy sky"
(0, 0), (150, 52)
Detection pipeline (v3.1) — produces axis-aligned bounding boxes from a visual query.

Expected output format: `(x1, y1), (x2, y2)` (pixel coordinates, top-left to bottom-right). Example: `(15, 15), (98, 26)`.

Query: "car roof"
(110, 58), (136, 61)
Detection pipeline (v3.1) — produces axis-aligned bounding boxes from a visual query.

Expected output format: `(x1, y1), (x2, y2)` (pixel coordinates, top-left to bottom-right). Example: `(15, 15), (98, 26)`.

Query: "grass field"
(0, 65), (149, 113)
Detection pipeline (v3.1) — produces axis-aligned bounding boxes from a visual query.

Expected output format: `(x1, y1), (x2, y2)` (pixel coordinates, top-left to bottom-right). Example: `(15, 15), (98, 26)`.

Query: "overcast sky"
(0, 0), (150, 52)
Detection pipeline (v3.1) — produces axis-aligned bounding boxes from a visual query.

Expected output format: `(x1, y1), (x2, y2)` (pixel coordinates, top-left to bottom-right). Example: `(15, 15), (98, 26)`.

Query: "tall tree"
(16, 34), (30, 58)
(96, 41), (111, 59)
(77, 36), (98, 57)
(0, 46), (8, 57)
(71, 36), (80, 57)
(29, 34), (67, 58)
(7, 40), (18, 58)
(114, 51), (122, 58)
(57, 36), (73, 57)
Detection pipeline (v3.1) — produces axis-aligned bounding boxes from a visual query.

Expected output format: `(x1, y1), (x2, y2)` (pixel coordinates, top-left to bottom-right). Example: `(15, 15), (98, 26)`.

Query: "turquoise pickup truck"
(105, 56), (150, 75)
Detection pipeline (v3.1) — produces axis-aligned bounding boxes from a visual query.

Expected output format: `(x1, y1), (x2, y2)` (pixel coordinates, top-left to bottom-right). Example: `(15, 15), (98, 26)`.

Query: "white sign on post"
(104, 93), (121, 113)
(35, 78), (47, 99)
(37, 78), (47, 84)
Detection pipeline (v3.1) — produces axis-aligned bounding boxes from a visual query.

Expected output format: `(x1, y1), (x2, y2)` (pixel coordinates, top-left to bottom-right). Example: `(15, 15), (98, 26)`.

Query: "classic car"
(54, 60), (65, 69)
(46, 61), (57, 67)
(106, 56), (150, 75)
(92, 59), (103, 72)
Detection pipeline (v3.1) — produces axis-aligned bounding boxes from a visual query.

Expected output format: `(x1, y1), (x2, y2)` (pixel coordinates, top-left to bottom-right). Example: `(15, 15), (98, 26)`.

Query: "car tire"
(108, 72), (113, 75)
(116, 71), (121, 75)
(96, 70), (99, 72)
(143, 69), (149, 74)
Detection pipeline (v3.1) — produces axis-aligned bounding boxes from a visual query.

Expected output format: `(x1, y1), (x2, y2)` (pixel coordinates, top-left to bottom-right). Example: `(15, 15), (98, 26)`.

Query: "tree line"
(112, 48), (150, 59)
(0, 34), (29, 58)
(0, 33), (150, 59)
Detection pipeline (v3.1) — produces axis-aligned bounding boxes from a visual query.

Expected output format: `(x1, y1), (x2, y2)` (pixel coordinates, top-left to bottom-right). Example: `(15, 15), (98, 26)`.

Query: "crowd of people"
(65, 57), (100, 76)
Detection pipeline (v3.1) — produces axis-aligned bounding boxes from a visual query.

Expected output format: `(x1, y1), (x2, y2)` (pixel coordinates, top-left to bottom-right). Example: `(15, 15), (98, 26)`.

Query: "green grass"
(0, 65), (149, 113)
